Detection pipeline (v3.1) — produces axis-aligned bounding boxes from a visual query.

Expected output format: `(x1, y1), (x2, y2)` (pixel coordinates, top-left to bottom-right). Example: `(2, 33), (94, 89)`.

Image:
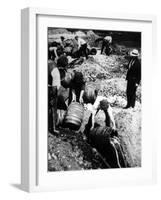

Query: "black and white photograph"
(48, 27), (141, 171)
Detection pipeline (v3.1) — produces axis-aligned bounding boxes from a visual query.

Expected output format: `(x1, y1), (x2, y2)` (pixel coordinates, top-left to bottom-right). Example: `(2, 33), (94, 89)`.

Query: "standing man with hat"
(124, 49), (141, 109)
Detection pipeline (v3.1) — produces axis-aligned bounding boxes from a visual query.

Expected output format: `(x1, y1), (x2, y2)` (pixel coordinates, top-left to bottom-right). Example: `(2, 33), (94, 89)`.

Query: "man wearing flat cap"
(124, 49), (141, 109)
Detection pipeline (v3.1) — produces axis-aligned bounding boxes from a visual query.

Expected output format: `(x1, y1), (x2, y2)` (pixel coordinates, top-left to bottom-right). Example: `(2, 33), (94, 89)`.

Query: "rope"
(110, 140), (122, 168)
(112, 136), (128, 167)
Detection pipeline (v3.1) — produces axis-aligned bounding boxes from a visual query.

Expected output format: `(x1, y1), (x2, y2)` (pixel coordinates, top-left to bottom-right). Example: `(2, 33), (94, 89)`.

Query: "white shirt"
(104, 36), (112, 43)
(51, 68), (61, 89)
(93, 96), (113, 118)
(93, 96), (108, 110)
(77, 38), (86, 48)
(91, 95), (116, 129)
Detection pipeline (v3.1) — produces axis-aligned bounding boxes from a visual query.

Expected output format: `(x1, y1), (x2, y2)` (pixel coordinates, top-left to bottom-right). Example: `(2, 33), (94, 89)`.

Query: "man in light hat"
(124, 49), (141, 109)
(74, 35), (88, 59)
(101, 35), (112, 56)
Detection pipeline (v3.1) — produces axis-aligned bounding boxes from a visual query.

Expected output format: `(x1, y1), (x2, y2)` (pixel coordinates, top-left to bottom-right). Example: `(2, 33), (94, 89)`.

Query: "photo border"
(21, 7), (157, 192)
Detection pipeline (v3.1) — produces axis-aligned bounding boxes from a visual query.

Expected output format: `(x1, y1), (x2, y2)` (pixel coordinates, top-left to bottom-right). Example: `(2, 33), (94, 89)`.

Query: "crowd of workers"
(48, 34), (141, 133)
(48, 33), (141, 168)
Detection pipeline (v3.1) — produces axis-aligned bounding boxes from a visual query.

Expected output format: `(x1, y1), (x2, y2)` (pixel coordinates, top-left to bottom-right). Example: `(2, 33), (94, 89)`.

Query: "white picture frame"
(21, 7), (157, 192)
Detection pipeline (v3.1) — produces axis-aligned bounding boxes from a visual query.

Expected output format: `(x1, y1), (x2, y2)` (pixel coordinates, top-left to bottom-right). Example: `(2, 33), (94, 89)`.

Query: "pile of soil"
(69, 54), (141, 168)
(48, 129), (108, 171)
(48, 28), (70, 35)
(114, 107), (141, 167)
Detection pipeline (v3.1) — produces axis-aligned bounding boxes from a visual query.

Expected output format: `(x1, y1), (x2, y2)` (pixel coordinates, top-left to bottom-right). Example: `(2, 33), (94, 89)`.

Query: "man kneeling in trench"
(84, 97), (127, 168)
(84, 91), (116, 131)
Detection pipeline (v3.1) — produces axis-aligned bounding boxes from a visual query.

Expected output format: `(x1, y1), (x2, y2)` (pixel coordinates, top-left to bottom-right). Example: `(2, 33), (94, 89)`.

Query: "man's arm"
(79, 90), (84, 103)
(77, 39), (81, 49)
(71, 89), (76, 102)
(90, 108), (98, 130)
(51, 68), (61, 90)
(108, 105), (116, 130)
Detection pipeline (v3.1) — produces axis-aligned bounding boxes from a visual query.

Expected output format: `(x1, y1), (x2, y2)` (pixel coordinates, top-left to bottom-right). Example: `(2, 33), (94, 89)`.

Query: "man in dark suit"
(124, 49), (141, 109)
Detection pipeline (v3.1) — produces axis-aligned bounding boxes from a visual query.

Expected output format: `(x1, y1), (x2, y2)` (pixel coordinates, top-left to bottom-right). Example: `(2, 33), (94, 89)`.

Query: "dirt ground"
(48, 30), (141, 171)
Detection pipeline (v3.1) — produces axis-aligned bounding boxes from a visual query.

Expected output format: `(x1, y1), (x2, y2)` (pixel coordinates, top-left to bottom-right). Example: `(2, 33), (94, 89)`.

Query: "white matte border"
(37, 14), (155, 189)
(21, 7), (156, 192)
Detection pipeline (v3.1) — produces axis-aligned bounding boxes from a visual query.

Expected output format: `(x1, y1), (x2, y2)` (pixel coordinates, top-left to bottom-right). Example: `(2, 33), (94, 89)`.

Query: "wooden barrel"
(89, 126), (127, 168)
(64, 102), (84, 130)
(89, 126), (112, 148)
(61, 71), (73, 88)
(89, 48), (97, 55)
(83, 85), (98, 104)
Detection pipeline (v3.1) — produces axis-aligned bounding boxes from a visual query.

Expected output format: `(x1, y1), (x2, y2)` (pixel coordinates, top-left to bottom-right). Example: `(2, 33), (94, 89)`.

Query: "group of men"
(48, 34), (141, 134)
(48, 35), (87, 133)
(48, 35), (88, 61)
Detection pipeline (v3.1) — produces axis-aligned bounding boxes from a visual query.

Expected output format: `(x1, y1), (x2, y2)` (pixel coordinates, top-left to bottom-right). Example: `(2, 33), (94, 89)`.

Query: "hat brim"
(130, 52), (139, 57)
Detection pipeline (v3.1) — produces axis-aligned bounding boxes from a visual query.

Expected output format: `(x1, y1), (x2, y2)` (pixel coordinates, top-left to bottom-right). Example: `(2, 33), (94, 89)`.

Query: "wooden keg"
(83, 85), (97, 104)
(89, 48), (97, 55)
(89, 126), (112, 147)
(61, 71), (73, 88)
(64, 102), (84, 130)
(88, 126), (127, 168)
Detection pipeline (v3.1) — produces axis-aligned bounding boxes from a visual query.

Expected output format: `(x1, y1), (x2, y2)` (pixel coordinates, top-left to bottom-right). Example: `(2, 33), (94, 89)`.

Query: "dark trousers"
(126, 79), (137, 108)
(78, 43), (88, 59)
(101, 39), (111, 55)
(68, 88), (81, 105)
(104, 111), (111, 127)
(48, 86), (58, 132)
(48, 49), (56, 61)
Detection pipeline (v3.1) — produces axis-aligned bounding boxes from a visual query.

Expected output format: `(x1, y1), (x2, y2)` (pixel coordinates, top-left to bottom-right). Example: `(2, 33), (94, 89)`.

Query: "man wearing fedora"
(124, 49), (141, 109)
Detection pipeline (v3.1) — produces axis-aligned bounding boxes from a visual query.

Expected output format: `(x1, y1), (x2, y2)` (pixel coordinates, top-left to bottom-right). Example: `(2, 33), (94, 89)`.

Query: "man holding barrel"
(91, 97), (116, 130)
(101, 35), (112, 56)
(83, 87), (116, 131)
(68, 71), (85, 105)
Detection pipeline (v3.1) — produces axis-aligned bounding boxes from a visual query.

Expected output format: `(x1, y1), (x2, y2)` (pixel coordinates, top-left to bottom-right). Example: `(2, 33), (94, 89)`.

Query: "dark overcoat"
(126, 58), (141, 84)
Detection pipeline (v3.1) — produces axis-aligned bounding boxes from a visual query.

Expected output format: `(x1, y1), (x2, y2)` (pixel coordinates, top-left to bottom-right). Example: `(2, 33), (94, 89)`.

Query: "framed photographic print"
(21, 7), (156, 192)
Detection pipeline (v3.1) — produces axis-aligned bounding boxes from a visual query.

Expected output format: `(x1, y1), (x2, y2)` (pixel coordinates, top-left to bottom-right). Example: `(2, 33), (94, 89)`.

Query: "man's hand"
(90, 125), (94, 131)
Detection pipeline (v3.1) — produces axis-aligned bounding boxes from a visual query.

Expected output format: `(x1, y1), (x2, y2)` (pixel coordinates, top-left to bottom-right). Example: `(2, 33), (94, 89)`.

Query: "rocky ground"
(48, 30), (141, 171)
